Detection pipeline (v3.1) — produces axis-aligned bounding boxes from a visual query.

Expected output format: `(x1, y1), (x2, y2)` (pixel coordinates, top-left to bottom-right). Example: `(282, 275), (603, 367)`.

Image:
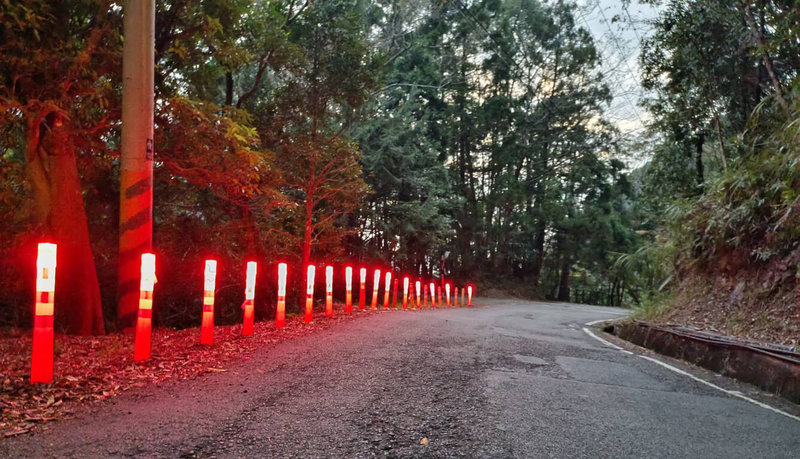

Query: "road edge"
(581, 319), (800, 424)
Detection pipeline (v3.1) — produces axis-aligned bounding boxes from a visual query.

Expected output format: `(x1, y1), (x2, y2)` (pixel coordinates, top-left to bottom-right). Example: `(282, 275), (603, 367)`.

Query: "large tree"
(0, 0), (120, 334)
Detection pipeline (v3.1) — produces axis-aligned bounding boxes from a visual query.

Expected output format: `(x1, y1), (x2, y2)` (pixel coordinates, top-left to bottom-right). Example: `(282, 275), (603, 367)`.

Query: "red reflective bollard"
(414, 281), (421, 310)
(371, 269), (381, 310)
(402, 277), (409, 310)
(135, 253), (157, 361)
(445, 283), (451, 307)
(359, 268), (367, 310)
(31, 243), (56, 383)
(200, 260), (217, 345)
(429, 282), (436, 308)
(276, 263), (287, 328)
(305, 265), (316, 323)
(383, 271), (392, 309)
(345, 266), (353, 314)
(468, 285), (473, 306)
(325, 265), (334, 317)
(242, 261), (257, 336)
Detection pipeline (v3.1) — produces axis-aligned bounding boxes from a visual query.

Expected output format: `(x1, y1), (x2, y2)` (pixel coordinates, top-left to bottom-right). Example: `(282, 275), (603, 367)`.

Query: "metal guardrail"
(637, 322), (800, 365)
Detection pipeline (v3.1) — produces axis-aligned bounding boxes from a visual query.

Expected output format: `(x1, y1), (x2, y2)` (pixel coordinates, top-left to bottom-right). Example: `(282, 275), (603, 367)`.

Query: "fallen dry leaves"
(0, 309), (383, 437)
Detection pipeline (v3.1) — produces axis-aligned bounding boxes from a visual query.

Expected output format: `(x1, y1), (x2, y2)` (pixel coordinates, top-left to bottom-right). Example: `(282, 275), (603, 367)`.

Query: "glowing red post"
(325, 265), (334, 317)
(461, 286), (465, 306)
(468, 285), (473, 306)
(359, 267), (367, 310)
(383, 271), (392, 309)
(453, 286), (459, 307)
(276, 263), (287, 328)
(402, 277), (409, 310)
(371, 269), (381, 310)
(423, 284), (428, 308)
(305, 264), (316, 323)
(414, 281), (421, 310)
(31, 243), (56, 383)
(437, 285), (443, 307)
(445, 283), (451, 307)
(135, 253), (156, 361)
(345, 266), (353, 314)
(429, 282), (436, 308)
(242, 261), (257, 336)
(200, 260), (217, 345)
(392, 278), (398, 309)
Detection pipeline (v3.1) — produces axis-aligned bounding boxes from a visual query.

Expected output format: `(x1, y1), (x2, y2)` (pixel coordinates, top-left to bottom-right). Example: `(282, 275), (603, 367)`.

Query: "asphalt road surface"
(3, 299), (800, 458)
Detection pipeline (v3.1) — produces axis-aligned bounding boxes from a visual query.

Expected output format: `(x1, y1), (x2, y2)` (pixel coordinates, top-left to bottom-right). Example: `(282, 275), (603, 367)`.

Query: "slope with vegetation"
(630, 0), (800, 346)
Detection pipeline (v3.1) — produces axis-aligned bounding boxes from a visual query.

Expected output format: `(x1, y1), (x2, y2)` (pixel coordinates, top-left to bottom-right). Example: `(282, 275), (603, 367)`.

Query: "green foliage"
(350, 0), (643, 304)
(664, 95), (800, 269)
(632, 0), (800, 320)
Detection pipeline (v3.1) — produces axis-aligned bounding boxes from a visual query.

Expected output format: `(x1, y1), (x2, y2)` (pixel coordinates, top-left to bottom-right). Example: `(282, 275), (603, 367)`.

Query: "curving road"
(3, 299), (799, 458)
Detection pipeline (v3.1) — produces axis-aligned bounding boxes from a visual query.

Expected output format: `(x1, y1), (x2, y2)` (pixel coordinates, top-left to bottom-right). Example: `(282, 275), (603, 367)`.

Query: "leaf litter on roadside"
(0, 309), (380, 437)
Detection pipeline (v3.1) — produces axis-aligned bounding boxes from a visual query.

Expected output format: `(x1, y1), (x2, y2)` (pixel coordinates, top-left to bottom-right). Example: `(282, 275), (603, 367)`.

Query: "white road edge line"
(581, 327), (633, 355)
(581, 321), (800, 423)
(585, 318), (610, 326)
(637, 355), (800, 422)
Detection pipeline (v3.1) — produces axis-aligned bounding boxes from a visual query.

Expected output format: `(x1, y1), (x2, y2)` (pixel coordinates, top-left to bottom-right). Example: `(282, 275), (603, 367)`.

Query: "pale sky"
(576, 0), (663, 138)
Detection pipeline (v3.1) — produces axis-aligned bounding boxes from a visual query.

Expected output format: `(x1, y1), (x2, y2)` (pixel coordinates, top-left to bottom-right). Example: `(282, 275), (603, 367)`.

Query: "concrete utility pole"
(118, 0), (155, 327)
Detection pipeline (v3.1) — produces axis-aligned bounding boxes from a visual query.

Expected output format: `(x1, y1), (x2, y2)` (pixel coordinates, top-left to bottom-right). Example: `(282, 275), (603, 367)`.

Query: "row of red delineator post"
(29, 243), (473, 383)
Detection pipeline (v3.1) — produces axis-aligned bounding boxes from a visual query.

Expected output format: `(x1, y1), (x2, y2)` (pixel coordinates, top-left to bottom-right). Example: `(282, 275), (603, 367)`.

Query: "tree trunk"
(225, 71), (234, 106)
(26, 114), (105, 335)
(557, 257), (570, 302)
(695, 134), (705, 193)
(302, 185), (314, 301)
(241, 204), (262, 258)
(531, 219), (546, 288)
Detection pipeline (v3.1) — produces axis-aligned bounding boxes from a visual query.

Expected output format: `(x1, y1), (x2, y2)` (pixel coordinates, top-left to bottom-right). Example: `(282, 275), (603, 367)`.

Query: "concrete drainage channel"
(604, 321), (800, 405)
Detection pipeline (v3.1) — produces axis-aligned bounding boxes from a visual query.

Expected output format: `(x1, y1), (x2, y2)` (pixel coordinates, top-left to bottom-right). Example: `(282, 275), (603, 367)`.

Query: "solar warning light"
(305, 264), (316, 323)
(383, 271), (392, 309)
(242, 261), (257, 336)
(345, 266), (353, 314)
(135, 253), (156, 361)
(31, 243), (56, 383)
(200, 260), (217, 345)
(359, 267), (367, 310)
(402, 277), (409, 310)
(276, 263), (287, 328)
(371, 269), (380, 310)
(325, 265), (334, 317)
